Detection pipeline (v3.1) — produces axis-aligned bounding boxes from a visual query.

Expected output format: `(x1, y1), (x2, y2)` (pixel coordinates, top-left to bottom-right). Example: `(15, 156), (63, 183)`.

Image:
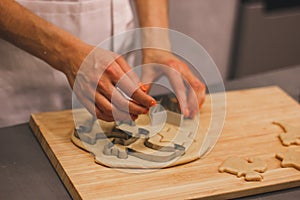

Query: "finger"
(186, 77), (206, 118)
(139, 82), (148, 93)
(116, 57), (149, 93)
(81, 84), (135, 121)
(75, 90), (115, 121)
(96, 79), (149, 115)
(140, 71), (154, 94)
(72, 74), (111, 120)
(140, 64), (163, 93)
(95, 108), (114, 121)
(116, 56), (150, 93)
(186, 87), (199, 118)
(142, 83), (152, 93)
(131, 89), (156, 108)
(105, 62), (156, 108)
(115, 56), (140, 86)
(106, 62), (138, 94)
(173, 61), (206, 111)
(116, 73), (156, 108)
(82, 83), (130, 122)
(140, 72), (154, 94)
(187, 73), (206, 108)
(94, 91), (137, 121)
(166, 69), (189, 117)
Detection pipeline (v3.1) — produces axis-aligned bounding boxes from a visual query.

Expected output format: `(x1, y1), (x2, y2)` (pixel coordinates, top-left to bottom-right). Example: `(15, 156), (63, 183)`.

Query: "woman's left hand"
(141, 49), (206, 118)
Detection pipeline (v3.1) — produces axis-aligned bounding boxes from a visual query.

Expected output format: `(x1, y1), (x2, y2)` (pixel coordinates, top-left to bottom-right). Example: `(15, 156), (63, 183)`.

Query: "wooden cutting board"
(29, 86), (300, 199)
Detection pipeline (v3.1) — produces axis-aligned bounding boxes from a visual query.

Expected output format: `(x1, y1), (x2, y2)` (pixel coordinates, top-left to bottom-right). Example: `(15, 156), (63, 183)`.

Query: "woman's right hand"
(1, 1), (156, 122)
(63, 44), (156, 122)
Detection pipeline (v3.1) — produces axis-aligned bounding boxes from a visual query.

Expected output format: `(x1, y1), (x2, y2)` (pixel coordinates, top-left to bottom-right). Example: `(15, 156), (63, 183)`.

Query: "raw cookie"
(272, 122), (300, 146)
(276, 148), (300, 171)
(219, 157), (267, 181)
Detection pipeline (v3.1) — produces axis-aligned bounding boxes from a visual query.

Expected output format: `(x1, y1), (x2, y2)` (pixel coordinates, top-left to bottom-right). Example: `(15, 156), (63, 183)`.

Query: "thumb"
(141, 65), (160, 93)
(140, 73), (154, 94)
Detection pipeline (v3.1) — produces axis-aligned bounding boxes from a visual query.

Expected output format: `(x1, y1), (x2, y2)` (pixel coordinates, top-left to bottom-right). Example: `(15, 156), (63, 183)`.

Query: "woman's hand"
(0, 0), (156, 122)
(64, 44), (156, 122)
(141, 49), (206, 118)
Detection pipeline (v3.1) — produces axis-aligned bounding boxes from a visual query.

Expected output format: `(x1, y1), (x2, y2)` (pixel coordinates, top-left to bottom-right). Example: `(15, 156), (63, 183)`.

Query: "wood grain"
(29, 86), (300, 200)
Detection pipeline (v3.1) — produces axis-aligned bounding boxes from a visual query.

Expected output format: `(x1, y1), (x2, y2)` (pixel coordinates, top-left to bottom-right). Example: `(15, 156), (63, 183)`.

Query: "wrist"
(142, 48), (172, 61)
(47, 35), (93, 78)
(141, 28), (171, 52)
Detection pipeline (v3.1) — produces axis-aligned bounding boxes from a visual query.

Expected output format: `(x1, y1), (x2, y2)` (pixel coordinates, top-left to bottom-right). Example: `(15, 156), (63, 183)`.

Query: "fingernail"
(150, 100), (156, 106)
(199, 103), (203, 110)
(139, 83), (147, 92)
(141, 86), (147, 92)
(184, 108), (189, 117)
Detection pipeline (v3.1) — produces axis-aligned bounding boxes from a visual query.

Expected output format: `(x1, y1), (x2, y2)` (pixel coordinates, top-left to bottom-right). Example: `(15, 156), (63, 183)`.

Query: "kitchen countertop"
(0, 65), (299, 200)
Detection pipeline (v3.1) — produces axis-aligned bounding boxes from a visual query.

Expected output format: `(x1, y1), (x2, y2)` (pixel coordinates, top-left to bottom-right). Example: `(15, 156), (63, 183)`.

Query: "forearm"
(0, 0), (90, 75)
(134, 0), (169, 28)
(134, 0), (170, 51)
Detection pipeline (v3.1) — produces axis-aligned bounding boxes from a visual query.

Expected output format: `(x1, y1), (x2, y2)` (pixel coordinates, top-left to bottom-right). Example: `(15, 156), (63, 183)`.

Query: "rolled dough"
(71, 110), (207, 169)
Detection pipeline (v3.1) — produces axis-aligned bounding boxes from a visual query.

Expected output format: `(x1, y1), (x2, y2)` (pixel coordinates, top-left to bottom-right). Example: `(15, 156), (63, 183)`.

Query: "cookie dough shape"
(219, 157), (267, 181)
(71, 110), (207, 169)
(272, 122), (300, 146)
(276, 149), (300, 171)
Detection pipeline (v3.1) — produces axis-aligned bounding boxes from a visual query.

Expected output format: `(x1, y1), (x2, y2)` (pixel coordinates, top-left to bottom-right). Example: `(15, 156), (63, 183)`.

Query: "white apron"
(0, 0), (134, 128)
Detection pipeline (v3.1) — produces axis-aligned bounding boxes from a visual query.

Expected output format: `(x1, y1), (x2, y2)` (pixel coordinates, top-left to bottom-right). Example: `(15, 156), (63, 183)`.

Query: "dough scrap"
(272, 122), (300, 146)
(276, 148), (300, 171)
(219, 157), (267, 181)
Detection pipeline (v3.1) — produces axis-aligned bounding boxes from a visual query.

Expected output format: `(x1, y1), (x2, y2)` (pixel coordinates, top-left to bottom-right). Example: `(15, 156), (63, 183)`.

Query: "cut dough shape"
(276, 148), (300, 171)
(71, 110), (206, 169)
(103, 142), (128, 159)
(219, 157), (267, 181)
(272, 121), (300, 146)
